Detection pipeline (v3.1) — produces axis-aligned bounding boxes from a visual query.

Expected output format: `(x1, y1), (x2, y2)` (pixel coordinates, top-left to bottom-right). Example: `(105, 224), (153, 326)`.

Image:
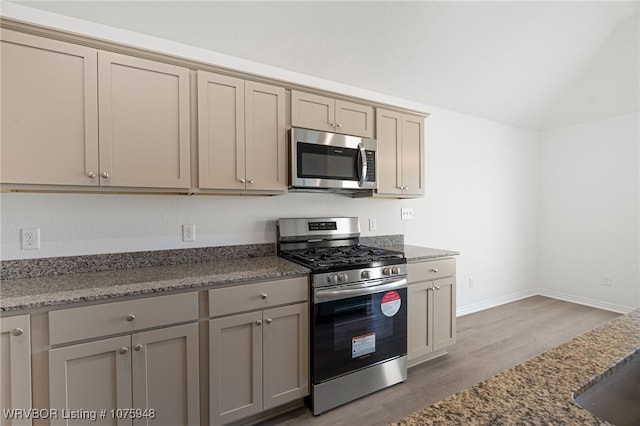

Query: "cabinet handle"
(87, 171), (96, 179)
(434, 285), (441, 291)
(12, 328), (24, 336)
(256, 320), (263, 326)
(265, 318), (272, 324)
(248, 179), (254, 184)
(119, 347), (129, 355)
(260, 293), (268, 300)
(431, 268), (439, 273)
(126, 314), (136, 322)
(134, 344), (143, 351)
(336, 123), (342, 128)
(101, 172), (110, 179)
(239, 178), (246, 183)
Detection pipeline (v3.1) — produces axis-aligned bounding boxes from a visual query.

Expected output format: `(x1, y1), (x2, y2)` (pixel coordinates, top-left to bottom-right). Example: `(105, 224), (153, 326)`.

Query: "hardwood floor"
(262, 296), (621, 426)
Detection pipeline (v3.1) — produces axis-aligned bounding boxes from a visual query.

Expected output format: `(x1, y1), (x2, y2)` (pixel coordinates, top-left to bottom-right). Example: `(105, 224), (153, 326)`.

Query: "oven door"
(290, 128), (376, 190)
(312, 278), (407, 384)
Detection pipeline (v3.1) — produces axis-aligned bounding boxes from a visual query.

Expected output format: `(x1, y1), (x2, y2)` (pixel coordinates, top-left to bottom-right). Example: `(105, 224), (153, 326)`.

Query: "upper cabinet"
(1, 30), (191, 190)
(291, 91), (374, 138)
(375, 109), (425, 198)
(197, 71), (287, 193)
(1, 30), (99, 187)
(97, 51), (191, 189)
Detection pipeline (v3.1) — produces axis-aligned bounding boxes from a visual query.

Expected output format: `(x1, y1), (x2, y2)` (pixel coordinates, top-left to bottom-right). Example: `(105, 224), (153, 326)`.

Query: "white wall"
(0, 3), (538, 315)
(539, 112), (640, 312)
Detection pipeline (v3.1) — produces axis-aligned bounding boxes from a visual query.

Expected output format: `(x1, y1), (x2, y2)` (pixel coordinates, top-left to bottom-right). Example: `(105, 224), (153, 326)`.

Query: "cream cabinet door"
(209, 311), (263, 425)
(131, 323), (199, 426)
(0, 29), (99, 187)
(0, 315), (32, 426)
(197, 72), (245, 190)
(290, 91), (335, 133)
(407, 281), (433, 361)
(49, 335), (133, 426)
(262, 303), (309, 410)
(334, 100), (374, 138)
(375, 109), (403, 195)
(245, 81), (287, 191)
(433, 278), (457, 351)
(401, 114), (425, 196)
(98, 51), (191, 189)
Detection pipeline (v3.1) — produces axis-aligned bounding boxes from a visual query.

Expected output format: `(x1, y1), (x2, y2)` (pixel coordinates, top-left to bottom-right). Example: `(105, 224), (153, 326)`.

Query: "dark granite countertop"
(0, 256), (309, 313)
(392, 309), (640, 425)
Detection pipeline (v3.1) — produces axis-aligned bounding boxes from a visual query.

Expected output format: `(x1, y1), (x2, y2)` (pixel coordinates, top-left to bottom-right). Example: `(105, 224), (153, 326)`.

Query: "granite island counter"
(392, 308), (640, 425)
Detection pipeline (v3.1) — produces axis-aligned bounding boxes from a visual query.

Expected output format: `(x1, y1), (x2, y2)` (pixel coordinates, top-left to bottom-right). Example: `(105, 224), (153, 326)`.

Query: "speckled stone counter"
(391, 309), (640, 425)
(0, 256), (309, 313)
(0, 238), (454, 314)
(395, 245), (459, 263)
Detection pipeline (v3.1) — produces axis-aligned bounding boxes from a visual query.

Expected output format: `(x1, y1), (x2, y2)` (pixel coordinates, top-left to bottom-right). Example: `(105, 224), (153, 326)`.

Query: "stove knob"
(383, 268), (391, 276)
(361, 270), (370, 279)
(391, 266), (400, 275)
(328, 274), (338, 284)
(338, 273), (348, 282)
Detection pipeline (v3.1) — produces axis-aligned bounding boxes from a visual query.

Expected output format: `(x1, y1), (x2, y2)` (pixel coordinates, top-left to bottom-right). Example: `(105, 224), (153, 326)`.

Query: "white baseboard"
(456, 289), (538, 317)
(535, 288), (634, 314)
(456, 288), (635, 317)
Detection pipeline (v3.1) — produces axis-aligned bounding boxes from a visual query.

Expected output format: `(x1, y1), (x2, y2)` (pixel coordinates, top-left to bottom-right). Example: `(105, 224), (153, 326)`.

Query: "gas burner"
(280, 244), (405, 271)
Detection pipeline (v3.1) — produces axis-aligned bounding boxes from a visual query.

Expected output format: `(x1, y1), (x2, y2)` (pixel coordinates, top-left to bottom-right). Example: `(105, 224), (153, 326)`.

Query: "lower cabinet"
(47, 292), (200, 426)
(0, 315), (32, 426)
(407, 258), (457, 367)
(49, 322), (199, 426)
(208, 278), (309, 426)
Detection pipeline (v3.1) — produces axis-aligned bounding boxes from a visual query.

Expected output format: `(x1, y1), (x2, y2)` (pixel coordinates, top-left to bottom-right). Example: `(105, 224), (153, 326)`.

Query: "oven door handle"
(314, 277), (407, 303)
(357, 143), (367, 188)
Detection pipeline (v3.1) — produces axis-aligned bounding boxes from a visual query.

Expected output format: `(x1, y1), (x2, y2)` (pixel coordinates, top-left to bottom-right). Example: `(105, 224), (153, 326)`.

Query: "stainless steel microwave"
(289, 128), (377, 191)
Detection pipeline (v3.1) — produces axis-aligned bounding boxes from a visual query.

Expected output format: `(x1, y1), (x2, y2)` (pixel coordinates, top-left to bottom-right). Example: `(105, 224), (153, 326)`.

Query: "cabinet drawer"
(408, 258), (456, 283)
(49, 292), (198, 345)
(209, 277), (308, 317)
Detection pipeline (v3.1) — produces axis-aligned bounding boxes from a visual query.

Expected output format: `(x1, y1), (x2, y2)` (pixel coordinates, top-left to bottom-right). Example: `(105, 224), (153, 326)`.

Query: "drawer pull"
(260, 294), (268, 300)
(265, 318), (272, 324)
(256, 320), (263, 326)
(126, 314), (136, 322)
(119, 347), (129, 355)
(433, 285), (441, 291)
(12, 328), (24, 337)
(431, 268), (439, 273)
(134, 344), (143, 351)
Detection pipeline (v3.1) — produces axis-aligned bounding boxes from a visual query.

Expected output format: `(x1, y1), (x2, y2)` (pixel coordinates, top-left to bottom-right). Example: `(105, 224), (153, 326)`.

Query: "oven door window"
(312, 288), (407, 384)
(297, 142), (358, 181)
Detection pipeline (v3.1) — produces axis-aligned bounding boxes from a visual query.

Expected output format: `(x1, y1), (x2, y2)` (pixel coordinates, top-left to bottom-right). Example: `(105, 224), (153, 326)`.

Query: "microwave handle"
(358, 143), (367, 188)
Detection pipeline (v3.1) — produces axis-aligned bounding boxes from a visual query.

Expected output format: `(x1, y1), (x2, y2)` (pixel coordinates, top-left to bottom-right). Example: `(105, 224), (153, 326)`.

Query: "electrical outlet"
(602, 275), (612, 287)
(469, 277), (475, 289)
(182, 224), (195, 242)
(401, 208), (414, 221)
(21, 228), (40, 250)
(369, 218), (377, 231)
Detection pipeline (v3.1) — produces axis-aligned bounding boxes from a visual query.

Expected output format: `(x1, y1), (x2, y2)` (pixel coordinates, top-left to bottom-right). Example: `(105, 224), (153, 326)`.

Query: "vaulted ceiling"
(8, 1), (640, 130)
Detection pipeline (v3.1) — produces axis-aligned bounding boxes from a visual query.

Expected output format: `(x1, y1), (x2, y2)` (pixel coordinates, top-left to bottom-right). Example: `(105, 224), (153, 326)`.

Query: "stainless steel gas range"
(277, 217), (408, 415)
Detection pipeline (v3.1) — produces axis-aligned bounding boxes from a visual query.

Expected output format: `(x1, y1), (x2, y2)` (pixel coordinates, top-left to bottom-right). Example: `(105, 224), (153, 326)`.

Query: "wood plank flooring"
(262, 296), (621, 426)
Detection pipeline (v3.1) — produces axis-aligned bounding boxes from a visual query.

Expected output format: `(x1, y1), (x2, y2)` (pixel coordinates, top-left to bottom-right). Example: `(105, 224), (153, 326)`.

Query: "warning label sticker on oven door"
(381, 290), (402, 317)
(352, 333), (376, 358)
